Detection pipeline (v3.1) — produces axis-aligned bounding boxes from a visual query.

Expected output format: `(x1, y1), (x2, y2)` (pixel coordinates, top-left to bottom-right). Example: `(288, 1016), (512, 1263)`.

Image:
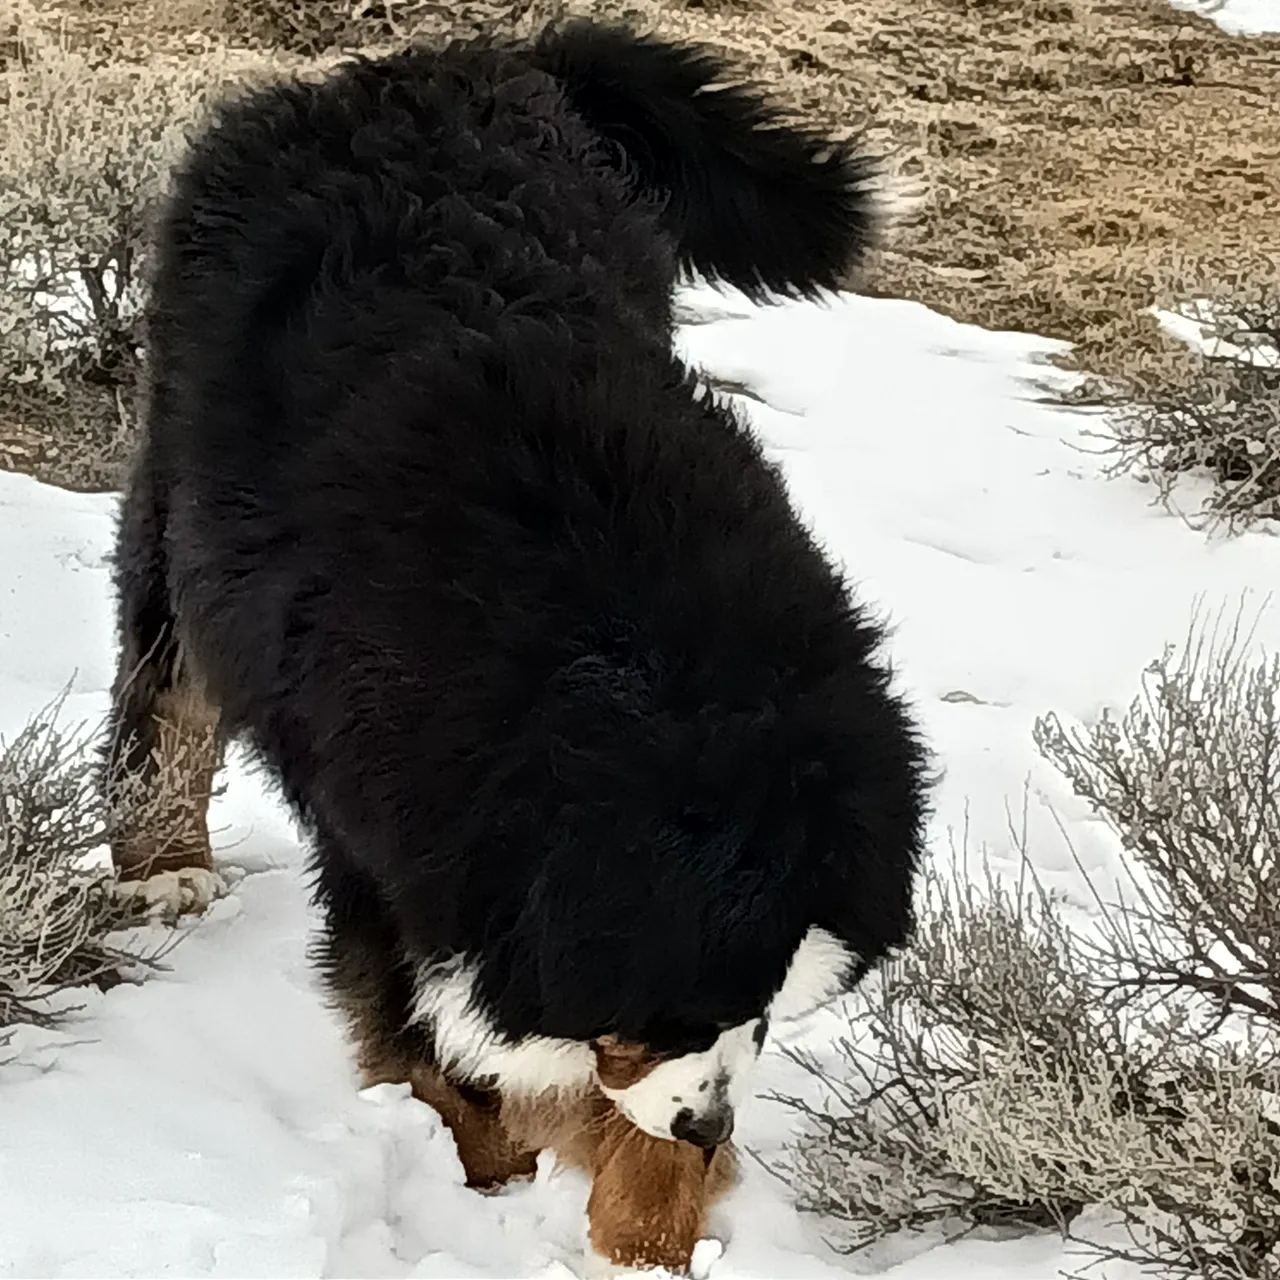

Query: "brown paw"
(465, 1146), (541, 1194)
(472, 1168), (538, 1196)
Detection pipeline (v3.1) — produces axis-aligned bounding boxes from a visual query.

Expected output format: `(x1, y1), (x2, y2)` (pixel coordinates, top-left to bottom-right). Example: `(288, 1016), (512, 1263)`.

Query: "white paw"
(114, 867), (227, 918)
(690, 1239), (724, 1280)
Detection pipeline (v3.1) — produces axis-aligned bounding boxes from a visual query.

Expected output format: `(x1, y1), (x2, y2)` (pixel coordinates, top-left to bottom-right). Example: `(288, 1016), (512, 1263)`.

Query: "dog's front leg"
(583, 1103), (729, 1277)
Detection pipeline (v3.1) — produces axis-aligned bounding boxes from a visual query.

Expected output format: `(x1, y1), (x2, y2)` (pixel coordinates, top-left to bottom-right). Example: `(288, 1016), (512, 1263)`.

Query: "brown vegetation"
(1, 0), (1277, 506)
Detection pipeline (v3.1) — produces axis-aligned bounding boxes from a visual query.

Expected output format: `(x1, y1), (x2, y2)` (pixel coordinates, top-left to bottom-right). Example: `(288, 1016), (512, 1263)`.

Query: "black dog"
(103, 20), (929, 1275)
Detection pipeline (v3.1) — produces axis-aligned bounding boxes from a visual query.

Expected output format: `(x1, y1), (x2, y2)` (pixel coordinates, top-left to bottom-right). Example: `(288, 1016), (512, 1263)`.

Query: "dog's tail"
(532, 20), (896, 301)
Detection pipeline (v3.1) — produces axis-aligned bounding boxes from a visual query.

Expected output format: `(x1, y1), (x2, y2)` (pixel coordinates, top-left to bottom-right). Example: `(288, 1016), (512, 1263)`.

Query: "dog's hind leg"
(102, 450), (224, 913)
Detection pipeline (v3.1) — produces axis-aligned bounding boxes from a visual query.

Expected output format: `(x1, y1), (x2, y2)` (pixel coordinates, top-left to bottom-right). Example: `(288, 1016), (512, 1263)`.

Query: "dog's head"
(592, 1024), (759, 1148)
(514, 620), (927, 1149)
(590, 926), (854, 1148)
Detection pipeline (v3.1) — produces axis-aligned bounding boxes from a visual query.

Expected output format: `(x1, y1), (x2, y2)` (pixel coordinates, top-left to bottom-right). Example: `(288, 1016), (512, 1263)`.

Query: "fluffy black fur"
(529, 22), (881, 300)
(108, 20), (927, 1059)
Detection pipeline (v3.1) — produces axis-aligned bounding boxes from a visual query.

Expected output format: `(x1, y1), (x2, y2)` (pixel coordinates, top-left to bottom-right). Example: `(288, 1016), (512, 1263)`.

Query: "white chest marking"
(410, 955), (595, 1098)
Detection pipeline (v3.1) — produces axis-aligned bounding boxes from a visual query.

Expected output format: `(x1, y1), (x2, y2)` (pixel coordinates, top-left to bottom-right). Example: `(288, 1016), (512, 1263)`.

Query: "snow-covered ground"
(1154, 298), (1280, 366)
(2, 280), (1279, 1279)
(1177, 0), (1280, 34)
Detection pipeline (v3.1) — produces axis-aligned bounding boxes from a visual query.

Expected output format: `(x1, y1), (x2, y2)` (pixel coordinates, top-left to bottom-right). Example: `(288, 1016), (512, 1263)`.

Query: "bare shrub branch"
(1068, 278), (1280, 533)
(771, 606), (1280, 1277)
(0, 12), (278, 485)
(766, 841), (1101, 1253)
(0, 692), (165, 1035)
(1035, 599), (1280, 1040)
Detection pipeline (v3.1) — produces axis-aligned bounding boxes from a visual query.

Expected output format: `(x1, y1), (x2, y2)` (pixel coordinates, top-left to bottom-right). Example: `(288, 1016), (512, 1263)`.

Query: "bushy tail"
(531, 19), (888, 301)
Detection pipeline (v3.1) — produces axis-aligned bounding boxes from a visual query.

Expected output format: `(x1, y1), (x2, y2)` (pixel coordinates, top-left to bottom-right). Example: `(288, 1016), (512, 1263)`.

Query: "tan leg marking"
(108, 650), (223, 882)
(585, 1101), (734, 1275)
(351, 1025), (541, 1191)
(407, 1066), (542, 1192)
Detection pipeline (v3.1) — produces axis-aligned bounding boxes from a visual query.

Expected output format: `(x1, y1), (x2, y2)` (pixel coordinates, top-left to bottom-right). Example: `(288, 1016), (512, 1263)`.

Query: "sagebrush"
(773, 606), (1280, 1278)
(0, 696), (160, 1035)
(0, 14), (274, 487)
(1070, 277), (1280, 532)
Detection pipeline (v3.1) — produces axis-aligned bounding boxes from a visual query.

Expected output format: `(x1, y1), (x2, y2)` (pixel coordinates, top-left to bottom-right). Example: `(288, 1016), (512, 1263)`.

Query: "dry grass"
(546, 0), (1280, 351)
(6, 0), (543, 61)
(1, 0), (1276, 493)
(0, 5), (297, 489)
(37, 0), (1280, 344)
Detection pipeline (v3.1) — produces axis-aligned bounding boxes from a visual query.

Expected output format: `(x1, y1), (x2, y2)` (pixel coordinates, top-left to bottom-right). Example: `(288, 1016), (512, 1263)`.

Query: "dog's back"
(145, 38), (679, 731)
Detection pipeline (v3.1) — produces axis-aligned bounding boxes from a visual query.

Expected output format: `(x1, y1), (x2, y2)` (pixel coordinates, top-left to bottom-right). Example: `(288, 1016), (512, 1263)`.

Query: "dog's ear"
(518, 803), (807, 1042)
(523, 822), (705, 1036)
(591, 1036), (663, 1089)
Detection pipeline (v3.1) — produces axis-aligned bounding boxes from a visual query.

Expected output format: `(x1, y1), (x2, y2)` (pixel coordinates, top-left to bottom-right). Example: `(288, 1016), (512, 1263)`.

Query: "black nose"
(671, 1105), (734, 1150)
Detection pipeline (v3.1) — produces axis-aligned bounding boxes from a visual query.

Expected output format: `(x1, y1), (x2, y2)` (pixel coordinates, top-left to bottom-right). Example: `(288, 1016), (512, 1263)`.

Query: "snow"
(1174, 0), (1280, 34)
(3, 280), (1280, 1279)
(1153, 299), (1280, 367)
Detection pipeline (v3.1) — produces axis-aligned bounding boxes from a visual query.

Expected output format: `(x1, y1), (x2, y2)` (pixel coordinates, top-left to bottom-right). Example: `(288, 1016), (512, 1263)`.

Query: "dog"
(102, 19), (929, 1276)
